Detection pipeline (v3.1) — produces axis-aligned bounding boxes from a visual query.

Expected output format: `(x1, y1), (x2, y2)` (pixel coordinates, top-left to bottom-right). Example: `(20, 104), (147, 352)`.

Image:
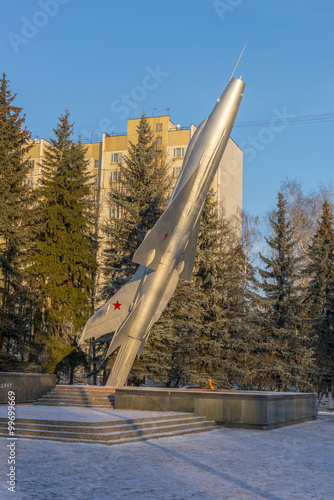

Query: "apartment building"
(26, 116), (243, 279)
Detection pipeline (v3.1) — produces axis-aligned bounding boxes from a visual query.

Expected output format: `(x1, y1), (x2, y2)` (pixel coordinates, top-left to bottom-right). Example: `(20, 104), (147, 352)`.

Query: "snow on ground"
(0, 407), (333, 500)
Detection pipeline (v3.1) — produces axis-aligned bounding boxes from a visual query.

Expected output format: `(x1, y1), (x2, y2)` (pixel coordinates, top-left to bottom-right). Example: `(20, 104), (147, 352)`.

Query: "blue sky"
(2, 0), (334, 217)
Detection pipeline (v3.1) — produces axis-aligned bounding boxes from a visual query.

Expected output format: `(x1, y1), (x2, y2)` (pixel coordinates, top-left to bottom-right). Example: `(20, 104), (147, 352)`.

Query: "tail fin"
(107, 267), (180, 358)
(79, 266), (147, 343)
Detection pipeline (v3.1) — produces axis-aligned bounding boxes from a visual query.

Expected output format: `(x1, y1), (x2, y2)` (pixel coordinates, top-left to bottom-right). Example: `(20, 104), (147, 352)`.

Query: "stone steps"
(0, 414), (217, 445)
(34, 402), (114, 408)
(34, 386), (115, 409)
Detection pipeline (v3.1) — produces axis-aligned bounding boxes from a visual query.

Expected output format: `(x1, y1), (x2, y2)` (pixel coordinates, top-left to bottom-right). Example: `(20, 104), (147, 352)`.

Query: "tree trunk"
(328, 386), (333, 410)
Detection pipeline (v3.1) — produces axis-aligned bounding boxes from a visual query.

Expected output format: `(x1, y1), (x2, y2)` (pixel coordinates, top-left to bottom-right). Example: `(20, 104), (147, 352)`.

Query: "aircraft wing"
(79, 266), (147, 343)
(132, 167), (199, 270)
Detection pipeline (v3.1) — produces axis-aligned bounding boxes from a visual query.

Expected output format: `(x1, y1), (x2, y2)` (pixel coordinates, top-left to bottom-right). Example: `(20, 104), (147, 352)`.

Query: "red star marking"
(113, 301), (121, 310)
(163, 232), (168, 240)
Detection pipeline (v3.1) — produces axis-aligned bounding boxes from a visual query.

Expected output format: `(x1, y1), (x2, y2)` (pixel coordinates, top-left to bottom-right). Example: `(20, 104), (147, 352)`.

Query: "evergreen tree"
(255, 192), (312, 390)
(279, 179), (333, 288)
(305, 200), (334, 391)
(185, 193), (248, 388)
(31, 111), (97, 372)
(131, 191), (248, 389)
(130, 276), (197, 386)
(102, 114), (170, 298)
(0, 74), (36, 370)
(55, 347), (89, 385)
(97, 115), (171, 380)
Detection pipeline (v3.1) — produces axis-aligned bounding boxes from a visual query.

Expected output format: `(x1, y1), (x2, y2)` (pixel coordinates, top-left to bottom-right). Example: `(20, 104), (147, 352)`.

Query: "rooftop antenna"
(229, 44), (246, 82)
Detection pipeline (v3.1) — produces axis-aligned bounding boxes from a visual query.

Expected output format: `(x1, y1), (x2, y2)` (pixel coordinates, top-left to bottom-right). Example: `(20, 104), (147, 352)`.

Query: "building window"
(94, 159), (100, 169)
(92, 195), (99, 205)
(173, 147), (184, 158)
(29, 160), (35, 169)
(111, 153), (121, 163)
(26, 178), (34, 187)
(109, 208), (118, 219)
(155, 123), (163, 132)
(155, 136), (162, 145)
(94, 177), (100, 187)
(110, 171), (119, 182)
(173, 167), (181, 178)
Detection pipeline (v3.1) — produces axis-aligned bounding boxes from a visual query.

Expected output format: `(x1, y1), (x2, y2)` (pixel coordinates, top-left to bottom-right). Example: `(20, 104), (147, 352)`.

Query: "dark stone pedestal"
(0, 372), (56, 403)
(114, 387), (317, 430)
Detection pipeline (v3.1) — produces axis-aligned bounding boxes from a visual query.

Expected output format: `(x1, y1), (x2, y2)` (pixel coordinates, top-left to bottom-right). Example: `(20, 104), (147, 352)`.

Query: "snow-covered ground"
(0, 406), (333, 500)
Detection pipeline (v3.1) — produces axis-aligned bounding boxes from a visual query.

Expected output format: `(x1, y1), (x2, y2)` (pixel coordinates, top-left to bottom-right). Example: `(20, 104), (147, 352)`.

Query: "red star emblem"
(113, 301), (121, 310)
(163, 232), (168, 240)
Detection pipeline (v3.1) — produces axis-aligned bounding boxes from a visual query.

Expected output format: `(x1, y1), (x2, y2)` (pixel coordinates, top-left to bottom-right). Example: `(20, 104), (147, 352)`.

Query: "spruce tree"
(55, 347), (89, 385)
(305, 200), (334, 392)
(0, 74), (35, 370)
(130, 275), (199, 386)
(31, 111), (97, 372)
(132, 191), (248, 389)
(255, 192), (312, 390)
(102, 114), (170, 298)
(186, 193), (247, 388)
(99, 115), (171, 379)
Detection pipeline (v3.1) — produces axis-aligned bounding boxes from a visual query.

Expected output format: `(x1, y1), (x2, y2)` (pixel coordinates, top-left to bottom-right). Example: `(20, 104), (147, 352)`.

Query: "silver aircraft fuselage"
(80, 77), (246, 387)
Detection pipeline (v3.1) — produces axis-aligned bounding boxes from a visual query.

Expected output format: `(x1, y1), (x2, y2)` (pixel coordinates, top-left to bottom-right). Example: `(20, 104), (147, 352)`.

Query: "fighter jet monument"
(80, 73), (246, 387)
